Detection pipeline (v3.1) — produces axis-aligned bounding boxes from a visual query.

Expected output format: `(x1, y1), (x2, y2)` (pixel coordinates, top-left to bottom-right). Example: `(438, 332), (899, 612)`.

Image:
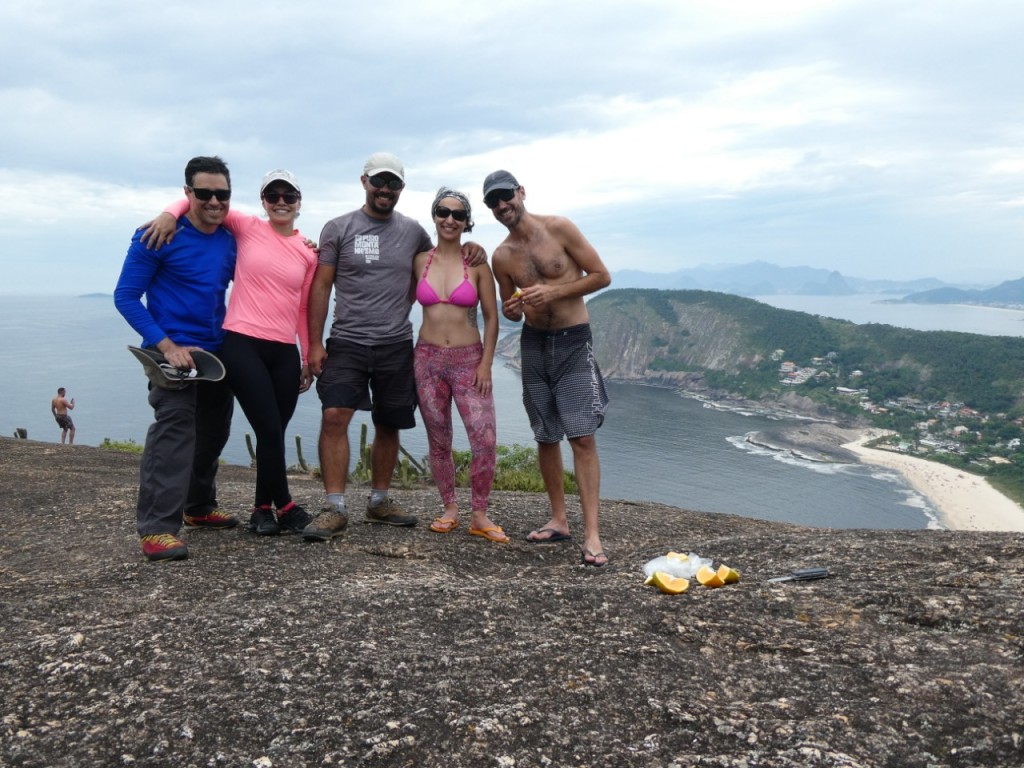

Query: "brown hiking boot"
(365, 497), (416, 527)
(302, 505), (349, 542)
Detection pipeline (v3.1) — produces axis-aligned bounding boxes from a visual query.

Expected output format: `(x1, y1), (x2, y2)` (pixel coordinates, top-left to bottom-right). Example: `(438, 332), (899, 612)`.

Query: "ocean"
(5, 293), (1024, 530)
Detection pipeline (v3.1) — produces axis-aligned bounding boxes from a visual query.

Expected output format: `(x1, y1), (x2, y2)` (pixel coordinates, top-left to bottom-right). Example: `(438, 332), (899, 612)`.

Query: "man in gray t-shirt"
(317, 207), (431, 346)
(304, 152), (484, 541)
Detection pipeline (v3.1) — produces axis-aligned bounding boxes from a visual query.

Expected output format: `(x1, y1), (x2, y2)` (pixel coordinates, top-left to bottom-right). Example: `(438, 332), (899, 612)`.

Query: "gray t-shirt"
(318, 208), (433, 345)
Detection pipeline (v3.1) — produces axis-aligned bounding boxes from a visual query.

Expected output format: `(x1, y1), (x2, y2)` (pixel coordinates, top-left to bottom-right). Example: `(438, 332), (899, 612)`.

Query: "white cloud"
(1, 0), (1024, 292)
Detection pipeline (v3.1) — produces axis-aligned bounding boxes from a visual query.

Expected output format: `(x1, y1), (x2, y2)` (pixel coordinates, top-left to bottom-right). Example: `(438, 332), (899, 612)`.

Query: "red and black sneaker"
(140, 534), (189, 562)
(276, 503), (314, 534)
(183, 509), (239, 529)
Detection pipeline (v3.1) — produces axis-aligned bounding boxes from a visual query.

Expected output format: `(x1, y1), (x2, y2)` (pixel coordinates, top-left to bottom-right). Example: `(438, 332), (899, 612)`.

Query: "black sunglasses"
(368, 174), (405, 191)
(434, 206), (468, 222)
(263, 190), (300, 204)
(484, 188), (516, 209)
(189, 187), (232, 202)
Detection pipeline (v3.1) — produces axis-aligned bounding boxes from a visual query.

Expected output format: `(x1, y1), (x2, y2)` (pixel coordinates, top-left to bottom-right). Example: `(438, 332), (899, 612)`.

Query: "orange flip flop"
(469, 525), (509, 543)
(429, 517), (459, 533)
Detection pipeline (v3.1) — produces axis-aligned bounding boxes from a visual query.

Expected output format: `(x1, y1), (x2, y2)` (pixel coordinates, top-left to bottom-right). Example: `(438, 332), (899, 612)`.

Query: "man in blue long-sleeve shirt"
(114, 156), (237, 562)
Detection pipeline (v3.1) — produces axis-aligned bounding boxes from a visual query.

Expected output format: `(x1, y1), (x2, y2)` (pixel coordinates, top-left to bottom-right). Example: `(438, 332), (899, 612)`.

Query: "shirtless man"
(51, 387), (75, 445)
(485, 170), (613, 567)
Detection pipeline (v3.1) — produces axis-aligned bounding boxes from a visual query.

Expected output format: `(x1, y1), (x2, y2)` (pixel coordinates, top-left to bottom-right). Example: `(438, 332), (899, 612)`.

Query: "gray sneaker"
(302, 505), (349, 541)
(365, 497), (417, 527)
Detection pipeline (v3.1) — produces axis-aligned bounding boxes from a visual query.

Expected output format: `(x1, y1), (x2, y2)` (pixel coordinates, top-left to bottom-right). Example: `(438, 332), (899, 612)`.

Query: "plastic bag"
(642, 552), (712, 580)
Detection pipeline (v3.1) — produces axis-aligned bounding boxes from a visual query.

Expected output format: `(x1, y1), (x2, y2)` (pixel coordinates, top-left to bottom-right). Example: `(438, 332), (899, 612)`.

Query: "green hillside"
(587, 289), (1024, 414)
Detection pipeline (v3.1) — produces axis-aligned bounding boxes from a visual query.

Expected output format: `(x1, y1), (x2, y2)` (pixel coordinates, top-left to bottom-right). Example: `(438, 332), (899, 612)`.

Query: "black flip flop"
(525, 527), (572, 543)
(580, 548), (609, 567)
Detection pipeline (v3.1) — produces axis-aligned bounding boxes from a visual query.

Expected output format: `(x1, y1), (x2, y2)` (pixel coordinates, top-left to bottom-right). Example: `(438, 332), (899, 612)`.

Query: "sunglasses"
(367, 174), (405, 191)
(484, 188), (516, 209)
(189, 186), (231, 202)
(263, 190), (300, 204)
(434, 206), (468, 222)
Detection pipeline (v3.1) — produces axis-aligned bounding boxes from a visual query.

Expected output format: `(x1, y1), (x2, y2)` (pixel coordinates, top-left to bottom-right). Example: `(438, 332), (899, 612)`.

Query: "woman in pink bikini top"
(413, 189), (497, 353)
(415, 247), (478, 308)
(413, 187), (506, 543)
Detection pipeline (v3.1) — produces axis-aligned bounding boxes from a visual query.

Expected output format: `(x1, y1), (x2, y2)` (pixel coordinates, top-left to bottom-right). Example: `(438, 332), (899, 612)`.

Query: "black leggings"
(219, 331), (301, 508)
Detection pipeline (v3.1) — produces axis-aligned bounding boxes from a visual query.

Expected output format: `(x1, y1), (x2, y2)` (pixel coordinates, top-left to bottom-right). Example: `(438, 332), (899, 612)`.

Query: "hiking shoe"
(276, 504), (313, 534)
(302, 506), (349, 541)
(248, 507), (280, 536)
(184, 508), (239, 529)
(141, 533), (188, 562)
(365, 497), (417, 527)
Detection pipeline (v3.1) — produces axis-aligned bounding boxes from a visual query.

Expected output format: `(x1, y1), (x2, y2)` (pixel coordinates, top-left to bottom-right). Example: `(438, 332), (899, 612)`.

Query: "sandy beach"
(843, 431), (1024, 532)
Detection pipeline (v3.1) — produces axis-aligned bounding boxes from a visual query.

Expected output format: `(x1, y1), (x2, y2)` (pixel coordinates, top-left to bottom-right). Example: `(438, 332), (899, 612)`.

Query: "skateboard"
(128, 346), (225, 390)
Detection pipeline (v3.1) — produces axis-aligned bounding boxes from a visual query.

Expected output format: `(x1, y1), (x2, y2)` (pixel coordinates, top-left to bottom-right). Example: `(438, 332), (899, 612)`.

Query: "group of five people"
(113, 152), (612, 568)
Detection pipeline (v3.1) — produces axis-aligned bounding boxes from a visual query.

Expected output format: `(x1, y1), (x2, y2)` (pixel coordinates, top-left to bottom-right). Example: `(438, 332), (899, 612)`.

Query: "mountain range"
(610, 261), (1024, 307)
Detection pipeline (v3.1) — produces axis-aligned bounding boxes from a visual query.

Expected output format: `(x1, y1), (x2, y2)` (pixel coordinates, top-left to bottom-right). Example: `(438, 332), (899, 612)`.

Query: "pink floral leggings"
(414, 340), (497, 512)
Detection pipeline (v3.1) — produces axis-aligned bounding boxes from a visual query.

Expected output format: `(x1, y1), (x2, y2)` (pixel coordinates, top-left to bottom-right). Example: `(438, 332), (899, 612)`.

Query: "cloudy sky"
(3, 0), (1023, 295)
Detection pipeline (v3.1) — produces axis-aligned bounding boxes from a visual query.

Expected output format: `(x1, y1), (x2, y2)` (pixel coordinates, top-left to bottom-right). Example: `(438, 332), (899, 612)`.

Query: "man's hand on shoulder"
(461, 241), (488, 267)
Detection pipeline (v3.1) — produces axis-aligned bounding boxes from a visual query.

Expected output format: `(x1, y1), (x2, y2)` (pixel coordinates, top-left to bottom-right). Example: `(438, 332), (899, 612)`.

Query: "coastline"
(843, 431), (1024, 532)
(743, 420), (1024, 531)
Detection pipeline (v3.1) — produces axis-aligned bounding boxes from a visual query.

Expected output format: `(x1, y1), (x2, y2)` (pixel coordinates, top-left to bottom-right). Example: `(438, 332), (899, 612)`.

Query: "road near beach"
(844, 432), (1024, 532)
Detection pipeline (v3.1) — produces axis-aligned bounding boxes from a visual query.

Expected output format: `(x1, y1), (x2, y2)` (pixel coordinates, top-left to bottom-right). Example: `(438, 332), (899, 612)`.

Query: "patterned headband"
(431, 186), (474, 233)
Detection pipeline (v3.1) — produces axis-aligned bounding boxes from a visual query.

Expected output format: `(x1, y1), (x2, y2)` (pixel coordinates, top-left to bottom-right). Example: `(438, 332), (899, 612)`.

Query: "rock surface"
(2, 437), (1022, 768)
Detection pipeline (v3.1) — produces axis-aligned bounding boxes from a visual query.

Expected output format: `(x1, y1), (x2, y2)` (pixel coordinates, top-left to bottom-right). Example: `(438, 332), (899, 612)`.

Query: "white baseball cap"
(260, 169), (301, 196)
(363, 152), (405, 181)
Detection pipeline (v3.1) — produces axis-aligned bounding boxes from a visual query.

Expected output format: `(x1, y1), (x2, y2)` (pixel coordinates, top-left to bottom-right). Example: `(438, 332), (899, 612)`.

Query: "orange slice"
(717, 564), (741, 584)
(650, 571), (690, 594)
(696, 565), (725, 588)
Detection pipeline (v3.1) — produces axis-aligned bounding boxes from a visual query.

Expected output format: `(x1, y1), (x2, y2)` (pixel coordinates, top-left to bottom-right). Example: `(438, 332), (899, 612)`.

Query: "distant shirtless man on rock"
(485, 170), (612, 566)
(51, 387), (75, 445)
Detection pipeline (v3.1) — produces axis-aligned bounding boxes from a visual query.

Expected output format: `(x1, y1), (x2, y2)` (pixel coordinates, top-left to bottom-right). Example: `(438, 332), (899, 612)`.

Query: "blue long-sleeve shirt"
(114, 217), (236, 350)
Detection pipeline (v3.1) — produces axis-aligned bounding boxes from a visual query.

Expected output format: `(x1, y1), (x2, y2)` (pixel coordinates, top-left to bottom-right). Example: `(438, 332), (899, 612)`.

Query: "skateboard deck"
(128, 346), (225, 389)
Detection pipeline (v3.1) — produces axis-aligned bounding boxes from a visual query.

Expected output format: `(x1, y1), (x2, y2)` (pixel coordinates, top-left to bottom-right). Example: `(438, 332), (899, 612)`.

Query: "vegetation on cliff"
(584, 288), (1024, 502)
(587, 289), (1024, 415)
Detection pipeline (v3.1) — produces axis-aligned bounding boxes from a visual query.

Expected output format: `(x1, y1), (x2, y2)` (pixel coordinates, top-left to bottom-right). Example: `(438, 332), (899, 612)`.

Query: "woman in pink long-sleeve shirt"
(146, 170), (317, 536)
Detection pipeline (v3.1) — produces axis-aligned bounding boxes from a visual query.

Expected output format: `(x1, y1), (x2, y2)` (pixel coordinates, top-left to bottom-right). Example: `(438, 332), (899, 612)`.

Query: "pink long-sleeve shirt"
(164, 200), (316, 363)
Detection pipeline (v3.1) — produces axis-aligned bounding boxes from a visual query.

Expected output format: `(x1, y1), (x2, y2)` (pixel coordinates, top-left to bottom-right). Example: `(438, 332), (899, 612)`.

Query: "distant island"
(889, 276), (1024, 309)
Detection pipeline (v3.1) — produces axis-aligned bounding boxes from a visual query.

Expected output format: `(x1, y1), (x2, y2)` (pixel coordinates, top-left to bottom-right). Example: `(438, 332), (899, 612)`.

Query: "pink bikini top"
(416, 248), (478, 308)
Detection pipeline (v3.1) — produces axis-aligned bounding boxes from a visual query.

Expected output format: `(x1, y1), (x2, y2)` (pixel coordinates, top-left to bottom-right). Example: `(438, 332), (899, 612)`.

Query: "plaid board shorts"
(519, 323), (609, 443)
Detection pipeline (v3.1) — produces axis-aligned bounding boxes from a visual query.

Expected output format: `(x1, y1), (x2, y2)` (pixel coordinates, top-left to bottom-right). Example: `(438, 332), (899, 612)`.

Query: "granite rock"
(1, 438), (1022, 767)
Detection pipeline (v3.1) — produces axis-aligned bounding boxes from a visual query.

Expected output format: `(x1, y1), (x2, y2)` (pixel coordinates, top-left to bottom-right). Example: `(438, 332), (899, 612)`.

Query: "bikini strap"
(421, 247), (437, 280)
